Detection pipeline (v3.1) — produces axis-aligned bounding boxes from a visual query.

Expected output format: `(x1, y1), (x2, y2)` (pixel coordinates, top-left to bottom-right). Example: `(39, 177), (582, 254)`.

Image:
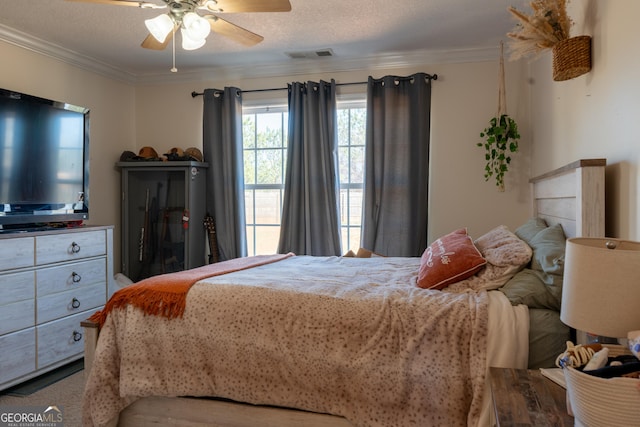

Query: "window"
(243, 106), (288, 256)
(243, 100), (366, 256)
(337, 102), (366, 253)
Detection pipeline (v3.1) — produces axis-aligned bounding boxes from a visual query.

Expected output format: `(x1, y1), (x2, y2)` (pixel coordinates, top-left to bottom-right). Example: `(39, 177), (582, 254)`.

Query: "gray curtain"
(361, 73), (432, 256)
(277, 80), (342, 256)
(202, 87), (247, 260)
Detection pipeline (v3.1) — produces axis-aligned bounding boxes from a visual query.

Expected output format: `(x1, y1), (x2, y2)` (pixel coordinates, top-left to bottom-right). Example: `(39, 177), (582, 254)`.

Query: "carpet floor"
(0, 365), (84, 427)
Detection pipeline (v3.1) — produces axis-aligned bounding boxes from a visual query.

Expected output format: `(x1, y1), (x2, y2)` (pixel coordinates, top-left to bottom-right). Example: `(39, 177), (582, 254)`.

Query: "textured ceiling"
(0, 0), (530, 82)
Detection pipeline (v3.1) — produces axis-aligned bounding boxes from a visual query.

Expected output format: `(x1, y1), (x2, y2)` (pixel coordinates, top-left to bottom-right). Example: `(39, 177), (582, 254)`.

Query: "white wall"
(135, 59), (532, 244)
(528, 0), (640, 240)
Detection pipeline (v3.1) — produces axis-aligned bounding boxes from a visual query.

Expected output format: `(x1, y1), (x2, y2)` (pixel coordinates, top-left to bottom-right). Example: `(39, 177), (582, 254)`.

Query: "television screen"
(0, 88), (89, 229)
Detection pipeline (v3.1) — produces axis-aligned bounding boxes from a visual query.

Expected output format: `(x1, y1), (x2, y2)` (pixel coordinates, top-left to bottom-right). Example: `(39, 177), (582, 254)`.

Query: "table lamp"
(560, 237), (640, 427)
(561, 237), (640, 341)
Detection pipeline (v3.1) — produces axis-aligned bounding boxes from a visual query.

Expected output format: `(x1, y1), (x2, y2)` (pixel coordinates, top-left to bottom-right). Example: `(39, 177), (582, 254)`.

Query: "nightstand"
(489, 367), (574, 426)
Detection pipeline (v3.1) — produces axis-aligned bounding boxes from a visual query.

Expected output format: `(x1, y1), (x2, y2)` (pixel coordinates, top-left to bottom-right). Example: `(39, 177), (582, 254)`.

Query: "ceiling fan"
(66, 0), (292, 51)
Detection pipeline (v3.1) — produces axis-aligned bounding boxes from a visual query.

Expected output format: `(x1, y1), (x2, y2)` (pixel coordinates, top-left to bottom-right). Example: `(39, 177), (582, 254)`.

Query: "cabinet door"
(36, 230), (106, 265)
(120, 163), (207, 280)
(123, 169), (188, 280)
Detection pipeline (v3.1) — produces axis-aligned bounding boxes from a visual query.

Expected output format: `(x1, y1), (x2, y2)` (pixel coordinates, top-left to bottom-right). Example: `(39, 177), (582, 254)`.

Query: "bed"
(82, 158), (606, 427)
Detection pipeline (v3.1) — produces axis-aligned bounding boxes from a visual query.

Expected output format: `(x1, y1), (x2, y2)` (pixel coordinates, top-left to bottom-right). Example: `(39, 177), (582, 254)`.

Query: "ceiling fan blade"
(141, 32), (172, 50)
(204, 0), (291, 13)
(207, 16), (264, 46)
(65, 0), (165, 8)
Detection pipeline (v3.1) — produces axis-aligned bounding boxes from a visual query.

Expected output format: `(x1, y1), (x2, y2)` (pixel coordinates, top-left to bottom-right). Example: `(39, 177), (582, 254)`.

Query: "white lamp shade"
(561, 237), (640, 338)
(182, 12), (211, 41)
(180, 28), (206, 50)
(145, 14), (174, 43)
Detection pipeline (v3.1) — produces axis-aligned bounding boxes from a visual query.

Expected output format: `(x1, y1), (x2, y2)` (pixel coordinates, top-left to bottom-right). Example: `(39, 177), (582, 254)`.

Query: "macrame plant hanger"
(497, 41), (507, 118)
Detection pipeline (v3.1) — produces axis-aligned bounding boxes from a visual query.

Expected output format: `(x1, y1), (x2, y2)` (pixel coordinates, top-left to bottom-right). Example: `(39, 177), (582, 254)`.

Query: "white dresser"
(0, 225), (114, 391)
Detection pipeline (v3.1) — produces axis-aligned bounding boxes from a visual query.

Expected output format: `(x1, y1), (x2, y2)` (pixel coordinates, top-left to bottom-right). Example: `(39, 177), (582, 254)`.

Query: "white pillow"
(444, 225), (532, 292)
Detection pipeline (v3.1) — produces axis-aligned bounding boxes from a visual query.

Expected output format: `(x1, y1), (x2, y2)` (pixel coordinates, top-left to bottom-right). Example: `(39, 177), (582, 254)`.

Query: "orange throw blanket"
(89, 253), (294, 328)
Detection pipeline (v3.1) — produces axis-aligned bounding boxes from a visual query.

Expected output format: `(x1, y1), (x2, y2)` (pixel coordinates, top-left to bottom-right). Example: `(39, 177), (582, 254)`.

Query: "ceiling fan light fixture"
(145, 14), (174, 43)
(181, 28), (207, 50)
(182, 12), (211, 41)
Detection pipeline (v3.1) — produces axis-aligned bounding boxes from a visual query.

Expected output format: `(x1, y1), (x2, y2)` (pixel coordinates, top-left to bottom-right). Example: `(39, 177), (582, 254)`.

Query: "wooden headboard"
(529, 159), (606, 239)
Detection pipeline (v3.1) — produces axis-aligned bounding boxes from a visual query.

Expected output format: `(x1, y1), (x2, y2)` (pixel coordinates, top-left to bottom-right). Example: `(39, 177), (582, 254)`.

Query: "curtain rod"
(190, 73), (438, 98)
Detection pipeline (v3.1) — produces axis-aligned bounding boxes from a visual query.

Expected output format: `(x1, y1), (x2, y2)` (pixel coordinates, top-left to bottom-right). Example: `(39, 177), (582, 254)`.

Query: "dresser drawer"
(0, 270), (35, 335)
(36, 230), (106, 265)
(36, 282), (105, 324)
(0, 236), (34, 271)
(36, 258), (106, 297)
(0, 299), (35, 335)
(0, 270), (35, 304)
(0, 328), (36, 384)
(37, 311), (89, 368)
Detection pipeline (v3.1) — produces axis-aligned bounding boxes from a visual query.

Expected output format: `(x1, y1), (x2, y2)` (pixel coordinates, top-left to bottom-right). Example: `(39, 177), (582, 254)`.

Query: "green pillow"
(514, 217), (548, 244)
(528, 224), (566, 275)
(499, 268), (563, 311)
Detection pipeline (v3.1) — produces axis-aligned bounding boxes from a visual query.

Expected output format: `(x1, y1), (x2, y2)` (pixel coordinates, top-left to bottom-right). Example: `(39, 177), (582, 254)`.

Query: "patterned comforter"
(83, 256), (489, 427)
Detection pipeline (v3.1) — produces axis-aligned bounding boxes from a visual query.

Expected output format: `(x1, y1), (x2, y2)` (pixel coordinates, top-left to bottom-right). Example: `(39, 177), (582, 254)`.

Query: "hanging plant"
(477, 41), (520, 192)
(478, 115), (520, 191)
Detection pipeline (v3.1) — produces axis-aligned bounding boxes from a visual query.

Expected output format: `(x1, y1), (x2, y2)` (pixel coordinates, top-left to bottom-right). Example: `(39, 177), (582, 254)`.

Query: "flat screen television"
(0, 88), (90, 231)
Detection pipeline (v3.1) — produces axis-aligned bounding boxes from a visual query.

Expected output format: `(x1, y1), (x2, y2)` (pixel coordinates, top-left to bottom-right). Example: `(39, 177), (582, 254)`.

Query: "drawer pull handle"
(73, 330), (83, 342)
(71, 298), (81, 309)
(72, 272), (82, 283)
(70, 242), (81, 254)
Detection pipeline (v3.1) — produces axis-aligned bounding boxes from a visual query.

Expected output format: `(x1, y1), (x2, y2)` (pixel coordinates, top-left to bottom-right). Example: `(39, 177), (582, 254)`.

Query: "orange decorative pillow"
(417, 228), (487, 290)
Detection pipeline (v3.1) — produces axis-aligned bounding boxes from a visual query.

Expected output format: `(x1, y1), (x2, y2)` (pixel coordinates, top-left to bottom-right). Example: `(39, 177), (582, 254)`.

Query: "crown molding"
(131, 46), (500, 85)
(1, 23), (499, 86)
(0, 24), (138, 84)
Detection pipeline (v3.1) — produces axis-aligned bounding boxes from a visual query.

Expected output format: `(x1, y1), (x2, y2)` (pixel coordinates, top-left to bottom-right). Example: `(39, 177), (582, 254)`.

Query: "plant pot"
(552, 35), (592, 81)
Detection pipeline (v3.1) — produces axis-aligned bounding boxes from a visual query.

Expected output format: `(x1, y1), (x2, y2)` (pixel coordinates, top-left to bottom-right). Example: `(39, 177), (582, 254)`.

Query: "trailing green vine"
(478, 114), (520, 191)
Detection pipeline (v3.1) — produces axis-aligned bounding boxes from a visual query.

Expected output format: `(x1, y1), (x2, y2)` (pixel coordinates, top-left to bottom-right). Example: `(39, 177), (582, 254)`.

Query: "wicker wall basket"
(563, 345), (640, 427)
(552, 35), (592, 81)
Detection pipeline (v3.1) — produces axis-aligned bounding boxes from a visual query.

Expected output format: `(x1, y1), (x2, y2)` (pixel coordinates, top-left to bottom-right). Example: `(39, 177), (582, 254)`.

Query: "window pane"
(350, 108), (367, 146)
(341, 226), (361, 254)
(254, 189), (282, 225)
(246, 226), (255, 257)
(348, 188), (363, 225)
(244, 189), (254, 223)
(350, 146), (365, 183)
(337, 109), (350, 146)
(338, 146), (350, 183)
(244, 150), (255, 185)
(243, 115), (256, 149)
(255, 226), (281, 255)
(256, 149), (283, 184)
(256, 113), (284, 148)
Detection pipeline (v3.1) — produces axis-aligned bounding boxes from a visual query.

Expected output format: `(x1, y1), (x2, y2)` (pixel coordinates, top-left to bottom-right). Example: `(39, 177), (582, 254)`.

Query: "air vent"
(286, 49), (334, 59)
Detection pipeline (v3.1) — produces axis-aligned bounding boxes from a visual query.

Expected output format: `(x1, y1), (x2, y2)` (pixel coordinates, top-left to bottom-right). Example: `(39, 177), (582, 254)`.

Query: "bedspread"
(83, 256), (489, 427)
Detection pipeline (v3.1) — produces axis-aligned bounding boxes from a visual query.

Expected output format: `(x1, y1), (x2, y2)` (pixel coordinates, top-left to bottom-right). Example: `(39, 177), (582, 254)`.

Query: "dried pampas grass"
(507, 0), (573, 60)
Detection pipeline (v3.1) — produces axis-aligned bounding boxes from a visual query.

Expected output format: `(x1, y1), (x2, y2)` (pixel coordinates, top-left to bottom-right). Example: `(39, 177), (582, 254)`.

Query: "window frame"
(242, 96), (366, 256)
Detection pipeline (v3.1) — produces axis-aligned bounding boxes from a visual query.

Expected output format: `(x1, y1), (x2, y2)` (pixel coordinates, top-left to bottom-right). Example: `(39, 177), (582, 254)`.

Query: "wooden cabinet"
(0, 226), (114, 391)
(117, 161), (208, 281)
